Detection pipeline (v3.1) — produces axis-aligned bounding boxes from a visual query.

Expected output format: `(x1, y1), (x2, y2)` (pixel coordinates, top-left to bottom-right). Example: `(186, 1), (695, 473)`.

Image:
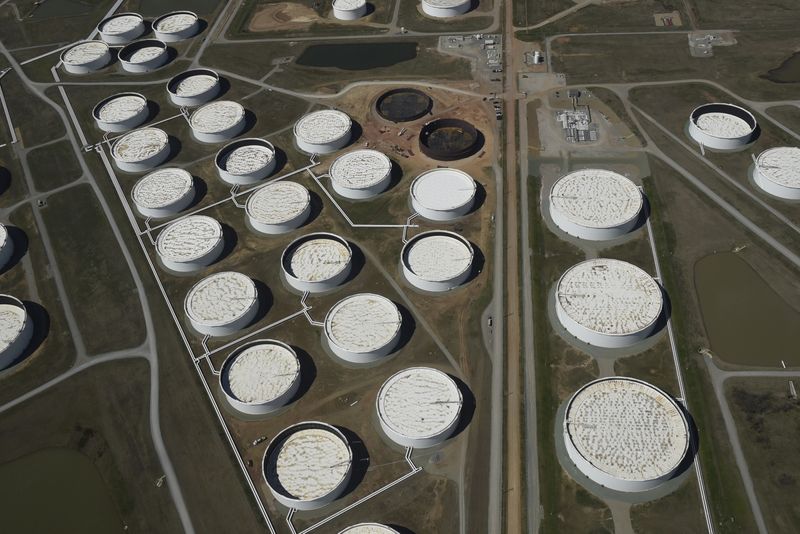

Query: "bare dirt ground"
(248, 2), (321, 31)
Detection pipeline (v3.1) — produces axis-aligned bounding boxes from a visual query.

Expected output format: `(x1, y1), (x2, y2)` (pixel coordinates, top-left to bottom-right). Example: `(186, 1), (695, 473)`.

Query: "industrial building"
(401, 230), (474, 292)
(324, 293), (402, 364)
(339, 525), (399, 534)
(156, 215), (224, 272)
(753, 146), (800, 200)
(563, 377), (691, 492)
(96, 12), (145, 44)
(60, 41), (111, 74)
(0, 295), (33, 371)
(688, 103), (757, 150)
(281, 233), (353, 293)
(549, 169), (644, 241)
(215, 138), (276, 184)
(219, 339), (301, 415)
(263, 421), (353, 510)
(294, 109), (352, 154)
(190, 101), (246, 143)
(184, 271), (259, 336)
(329, 149), (393, 199)
(167, 69), (221, 107)
(118, 39), (169, 73)
(92, 92), (149, 132)
(153, 11), (200, 42)
(556, 258), (664, 348)
(246, 181), (311, 235)
(332, 0), (368, 20)
(111, 127), (170, 172)
(410, 168), (476, 221)
(376, 366), (463, 448)
(132, 168), (195, 218)
(421, 0), (472, 18)
(0, 223), (13, 270)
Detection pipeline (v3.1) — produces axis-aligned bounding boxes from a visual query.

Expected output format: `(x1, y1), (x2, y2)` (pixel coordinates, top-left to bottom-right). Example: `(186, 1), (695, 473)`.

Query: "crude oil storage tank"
(294, 109), (352, 154)
(190, 100), (246, 143)
(401, 230), (474, 292)
(688, 103), (757, 150)
(131, 168), (195, 218)
(377, 366), (463, 448)
(332, 0), (368, 19)
(219, 339), (301, 415)
(156, 215), (224, 272)
(215, 138), (276, 184)
(119, 39), (169, 73)
(563, 377), (691, 492)
(246, 181), (311, 235)
(96, 13), (145, 44)
(92, 92), (149, 132)
(421, 0), (472, 17)
(0, 223), (13, 270)
(410, 168), (476, 221)
(111, 127), (170, 172)
(0, 295), (33, 370)
(167, 69), (221, 107)
(281, 233), (353, 293)
(556, 258), (664, 348)
(263, 421), (353, 510)
(153, 11), (200, 42)
(184, 271), (259, 336)
(549, 169), (644, 241)
(324, 293), (402, 364)
(419, 118), (480, 160)
(753, 146), (800, 200)
(329, 149), (392, 199)
(339, 525), (399, 534)
(60, 41), (111, 74)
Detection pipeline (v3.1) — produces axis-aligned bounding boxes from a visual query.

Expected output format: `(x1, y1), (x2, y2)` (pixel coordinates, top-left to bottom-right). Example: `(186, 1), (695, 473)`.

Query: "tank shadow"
(5, 300), (50, 368)
(289, 344), (317, 404)
(0, 226), (28, 275)
(448, 373), (476, 440)
(336, 426), (370, 499)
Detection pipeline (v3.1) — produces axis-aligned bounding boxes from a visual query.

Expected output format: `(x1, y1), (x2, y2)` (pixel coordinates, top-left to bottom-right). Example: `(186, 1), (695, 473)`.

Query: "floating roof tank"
(166, 69), (221, 107)
(156, 215), (224, 272)
(753, 146), (800, 200)
(60, 41), (111, 74)
(190, 101), (246, 143)
(119, 39), (169, 73)
(96, 12), (145, 44)
(324, 293), (402, 364)
(281, 233), (353, 293)
(401, 230), (474, 292)
(111, 127), (170, 172)
(153, 11), (200, 42)
(246, 181), (311, 235)
(131, 168), (195, 218)
(92, 92), (149, 132)
(215, 138), (276, 184)
(0, 223), (14, 271)
(0, 295), (34, 370)
(294, 110), (352, 154)
(688, 103), (757, 150)
(184, 271), (259, 336)
(329, 149), (392, 200)
(332, 0), (368, 20)
(410, 168), (476, 221)
(339, 524), (400, 534)
(421, 0), (472, 17)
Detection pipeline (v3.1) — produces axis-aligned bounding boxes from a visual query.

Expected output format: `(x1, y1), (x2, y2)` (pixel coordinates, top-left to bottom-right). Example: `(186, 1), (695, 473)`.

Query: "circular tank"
(754, 146), (800, 200)
(324, 293), (402, 364)
(564, 377), (691, 492)
(0, 223), (14, 271)
(119, 39), (169, 73)
(167, 69), (221, 107)
(556, 258), (664, 348)
(281, 233), (353, 293)
(421, 0), (472, 17)
(92, 92), (149, 132)
(156, 215), (224, 272)
(219, 340), (301, 415)
(184, 271), (259, 337)
(549, 169), (644, 241)
(96, 12), (145, 44)
(688, 103), (757, 150)
(132, 168), (195, 218)
(377, 366), (463, 448)
(329, 149), (392, 199)
(0, 295), (33, 370)
(375, 87), (433, 123)
(401, 230), (474, 292)
(339, 524), (400, 534)
(190, 100), (246, 143)
(60, 41), (111, 74)
(332, 0), (368, 19)
(410, 168), (477, 221)
(111, 127), (170, 172)
(294, 110), (352, 154)
(419, 118), (480, 161)
(215, 138), (276, 185)
(153, 11), (200, 42)
(246, 181), (311, 235)
(263, 421), (353, 510)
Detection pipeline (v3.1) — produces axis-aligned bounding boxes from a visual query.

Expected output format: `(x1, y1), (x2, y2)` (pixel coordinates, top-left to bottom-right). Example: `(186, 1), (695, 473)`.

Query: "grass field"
(631, 474), (707, 533)
(691, 0), (798, 30)
(27, 140), (82, 192)
(766, 105), (800, 135)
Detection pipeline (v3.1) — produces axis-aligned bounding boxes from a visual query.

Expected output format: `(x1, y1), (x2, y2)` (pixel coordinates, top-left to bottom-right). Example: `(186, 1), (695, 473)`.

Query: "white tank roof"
(100, 14), (141, 34)
(330, 150), (392, 190)
(565, 377), (689, 482)
(406, 233), (472, 282)
(157, 215), (222, 263)
(0, 223), (7, 249)
(424, 0), (469, 6)
(275, 427), (351, 501)
(112, 128), (168, 163)
(288, 237), (351, 282)
(557, 259), (662, 336)
(132, 168), (193, 209)
(756, 147), (800, 190)
(191, 101), (245, 134)
(221, 143), (274, 175)
(333, 0), (367, 9)
(0, 302), (26, 353)
(226, 342), (300, 404)
(339, 524), (398, 534)
(127, 45), (165, 64)
(174, 74), (217, 97)
(185, 272), (257, 328)
(246, 182), (310, 225)
(155, 12), (198, 33)
(62, 41), (108, 65)
(96, 94), (147, 123)
(694, 112), (752, 139)
(550, 169), (642, 229)
(412, 168), (476, 211)
(377, 367), (462, 440)
(294, 110), (351, 144)
(325, 294), (401, 353)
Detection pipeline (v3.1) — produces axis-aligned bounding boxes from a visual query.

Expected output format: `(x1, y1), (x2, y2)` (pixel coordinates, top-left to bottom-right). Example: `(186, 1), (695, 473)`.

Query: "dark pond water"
(296, 42), (418, 70)
(761, 52), (800, 83)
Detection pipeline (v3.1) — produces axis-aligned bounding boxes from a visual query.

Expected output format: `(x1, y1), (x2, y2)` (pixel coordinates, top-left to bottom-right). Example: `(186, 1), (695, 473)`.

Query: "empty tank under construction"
(184, 271), (259, 336)
(0, 295), (33, 370)
(324, 293), (402, 364)
(329, 149), (393, 199)
(215, 138), (276, 184)
(92, 92), (149, 132)
(246, 181), (311, 234)
(281, 233), (353, 293)
(132, 168), (195, 218)
(156, 215), (224, 272)
(563, 377), (691, 492)
(294, 109), (352, 154)
(411, 168), (477, 221)
(111, 127), (170, 172)
(402, 230), (474, 292)
(688, 103), (757, 150)
(753, 146), (800, 200)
